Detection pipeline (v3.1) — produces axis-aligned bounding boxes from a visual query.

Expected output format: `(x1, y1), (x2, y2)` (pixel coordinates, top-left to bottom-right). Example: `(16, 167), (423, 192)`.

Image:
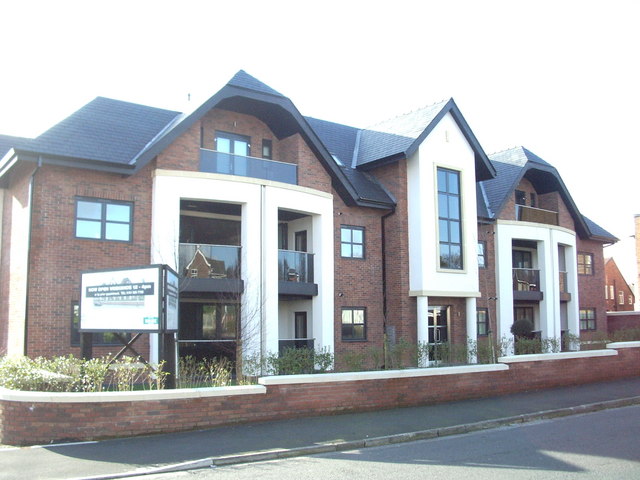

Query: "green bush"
(0, 355), (165, 392)
(177, 356), (233, 388)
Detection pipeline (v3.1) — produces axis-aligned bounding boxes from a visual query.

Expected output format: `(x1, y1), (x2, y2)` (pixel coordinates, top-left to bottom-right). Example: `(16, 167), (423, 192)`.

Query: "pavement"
(3, 376), (640, 480)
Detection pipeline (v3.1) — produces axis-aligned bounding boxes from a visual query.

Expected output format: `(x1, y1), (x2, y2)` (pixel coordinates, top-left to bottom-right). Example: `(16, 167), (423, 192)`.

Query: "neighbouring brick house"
(605, 257), (635, 312)
(0, 71), (617, 364)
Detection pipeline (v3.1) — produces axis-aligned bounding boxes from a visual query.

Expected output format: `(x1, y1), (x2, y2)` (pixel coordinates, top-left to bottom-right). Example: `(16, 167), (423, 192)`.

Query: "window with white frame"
(437, 168), (463, 270)
(340, 226), (364, 259)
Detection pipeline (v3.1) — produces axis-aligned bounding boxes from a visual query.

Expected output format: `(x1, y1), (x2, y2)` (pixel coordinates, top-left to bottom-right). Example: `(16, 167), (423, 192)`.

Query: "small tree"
(510, 318), (534, 339)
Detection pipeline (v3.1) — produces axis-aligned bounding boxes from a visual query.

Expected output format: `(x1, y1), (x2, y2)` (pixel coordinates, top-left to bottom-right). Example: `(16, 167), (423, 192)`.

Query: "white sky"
(1, 0), (638, 282)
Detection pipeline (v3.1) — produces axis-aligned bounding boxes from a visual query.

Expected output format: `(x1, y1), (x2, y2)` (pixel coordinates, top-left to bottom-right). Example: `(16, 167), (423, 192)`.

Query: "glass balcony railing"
(200, 149), (297, 185)
(516, 205), (559, 226)
(512, 268), (540, 291)
(179, 243), (241, 279)
(278, 250), (314, 283)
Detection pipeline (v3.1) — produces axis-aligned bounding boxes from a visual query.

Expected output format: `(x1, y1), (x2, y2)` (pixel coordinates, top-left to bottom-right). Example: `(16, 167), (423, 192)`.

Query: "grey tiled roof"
(483, 146), (615, 242)
(481, 155), (523, 216)
(304, 117), (359, 168)
(356, 101), (449, 167)
(583, 216), (618, 242)
(28, 97), (180, 164)
(304, 116), (395, 206)
(0, 134), (32, 158)
(227, 70), (285, 97)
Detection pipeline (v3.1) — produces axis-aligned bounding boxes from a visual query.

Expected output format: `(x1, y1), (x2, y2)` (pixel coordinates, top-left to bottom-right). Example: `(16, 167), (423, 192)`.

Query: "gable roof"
(354, 99), (496, 181)
(481, 146), (617, 243)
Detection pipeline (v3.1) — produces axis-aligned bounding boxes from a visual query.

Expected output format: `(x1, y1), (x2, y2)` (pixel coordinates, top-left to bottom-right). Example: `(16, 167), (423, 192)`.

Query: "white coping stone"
(0, 384), (266, 403)
(606, 341), (640, 349)
(258, 364), (509, 385)
(498, 349), (618, 363)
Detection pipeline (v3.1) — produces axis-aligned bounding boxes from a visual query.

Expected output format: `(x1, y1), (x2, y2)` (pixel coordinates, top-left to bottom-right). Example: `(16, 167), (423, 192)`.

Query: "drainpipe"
(23, 156), (43, 356)
(260, 184), (266, 373)
(381, 207), (396, 366)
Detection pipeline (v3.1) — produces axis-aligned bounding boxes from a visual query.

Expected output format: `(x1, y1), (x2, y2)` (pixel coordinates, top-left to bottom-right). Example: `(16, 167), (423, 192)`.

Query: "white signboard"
(80, 265), (178, 333)
(165, 268), (180, 332)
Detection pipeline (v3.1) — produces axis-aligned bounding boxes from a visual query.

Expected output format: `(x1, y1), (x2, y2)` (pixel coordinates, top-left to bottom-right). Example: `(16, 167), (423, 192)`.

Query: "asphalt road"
(139, 405), (640, 480)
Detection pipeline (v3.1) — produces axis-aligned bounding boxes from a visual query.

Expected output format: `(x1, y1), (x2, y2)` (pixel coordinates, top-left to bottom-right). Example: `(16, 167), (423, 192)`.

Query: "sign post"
(80, 264), (180, 387)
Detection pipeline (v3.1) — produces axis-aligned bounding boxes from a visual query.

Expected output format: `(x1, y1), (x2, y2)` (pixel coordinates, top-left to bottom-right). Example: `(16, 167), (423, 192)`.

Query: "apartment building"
(0, 71), (616, 364)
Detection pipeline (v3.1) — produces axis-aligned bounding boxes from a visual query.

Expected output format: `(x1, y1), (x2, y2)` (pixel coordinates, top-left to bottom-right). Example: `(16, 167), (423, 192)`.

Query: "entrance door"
(294, 312), (310, 349)
(427, 306), (449, 362)
(294, 312), (308, 339)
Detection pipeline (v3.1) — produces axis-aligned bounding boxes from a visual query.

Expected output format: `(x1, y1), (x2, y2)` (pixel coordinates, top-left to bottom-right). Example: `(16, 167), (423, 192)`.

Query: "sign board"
(80, 264), (179, 333)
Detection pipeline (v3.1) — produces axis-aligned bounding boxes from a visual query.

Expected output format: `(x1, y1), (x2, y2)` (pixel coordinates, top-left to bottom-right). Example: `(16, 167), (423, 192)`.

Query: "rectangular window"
(477, 309), (488, 336)
(618, 291), (625, 305)
(515, 190), (527, 205)
(70, 303), (130, 346)
(76, 198), (132, 242)
(609, 285), (614, 299)
(579, 308), (596, 331)
(341, 307), (366, 341)
(262, 139), (273, 160)
(340, 226), (364, 258)
(477, 241), (487, 269)
(530, 192), (537, 208)
(437, 168), (463, 269)
(577, 253), (594, 275)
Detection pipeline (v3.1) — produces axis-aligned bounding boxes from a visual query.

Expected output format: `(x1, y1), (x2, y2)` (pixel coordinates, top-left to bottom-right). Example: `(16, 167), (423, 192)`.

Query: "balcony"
(200, 149), (297, 185)
(559, 271), (571, 301)
(516, 205), (559, 226)
(278, 250), (317, 297)
(179, 243), (243, 294)
(513, 268), (543, 301)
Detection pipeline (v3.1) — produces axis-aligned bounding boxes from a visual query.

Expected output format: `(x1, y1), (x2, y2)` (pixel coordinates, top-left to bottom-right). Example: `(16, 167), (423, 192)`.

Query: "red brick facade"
(0, 89), (614, 363)
(605, 258), (635, 311)
(577, 237), (609, 340)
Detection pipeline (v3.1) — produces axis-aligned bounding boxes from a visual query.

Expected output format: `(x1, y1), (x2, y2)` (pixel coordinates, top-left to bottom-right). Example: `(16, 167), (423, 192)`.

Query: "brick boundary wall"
(1, 344), (639, 446)
(607, 312), (640, 333)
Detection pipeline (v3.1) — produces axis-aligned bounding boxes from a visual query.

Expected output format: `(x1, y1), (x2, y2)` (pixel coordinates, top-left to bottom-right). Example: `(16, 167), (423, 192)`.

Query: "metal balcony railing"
(200, 149), (297, 185)
(512, 268), (540, 292)
(278, 250), (314, 283)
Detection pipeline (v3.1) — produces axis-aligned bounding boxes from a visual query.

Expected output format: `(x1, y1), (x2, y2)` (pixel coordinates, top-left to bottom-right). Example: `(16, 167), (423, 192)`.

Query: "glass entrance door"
(427, 306), (449, 362)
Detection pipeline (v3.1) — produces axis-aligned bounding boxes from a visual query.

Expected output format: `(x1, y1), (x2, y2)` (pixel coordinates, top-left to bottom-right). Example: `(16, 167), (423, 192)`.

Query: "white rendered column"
(466, 297), (477, 363)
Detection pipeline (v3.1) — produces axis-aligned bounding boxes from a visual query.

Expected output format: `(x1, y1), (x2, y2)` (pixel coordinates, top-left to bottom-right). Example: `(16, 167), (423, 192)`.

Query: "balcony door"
(215, 131), (250, 175)
(512, 250), (532, 269)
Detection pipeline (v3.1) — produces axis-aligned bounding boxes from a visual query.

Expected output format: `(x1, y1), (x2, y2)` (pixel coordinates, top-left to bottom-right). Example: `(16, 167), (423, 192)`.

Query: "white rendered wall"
(407, 112), (480, 298)
(495, 220), (578, 350)
(151, 170), (334, 363)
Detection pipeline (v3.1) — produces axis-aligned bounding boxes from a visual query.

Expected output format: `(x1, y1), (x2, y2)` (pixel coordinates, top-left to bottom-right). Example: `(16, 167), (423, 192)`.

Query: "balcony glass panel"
(179, 243), (241, 279)
(513, 268), (540, 291)
(516, 205), (559, 226)
(559, 271), (568, 293)
(278, 250), (314, 283)
(200, 149), (297, 185)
